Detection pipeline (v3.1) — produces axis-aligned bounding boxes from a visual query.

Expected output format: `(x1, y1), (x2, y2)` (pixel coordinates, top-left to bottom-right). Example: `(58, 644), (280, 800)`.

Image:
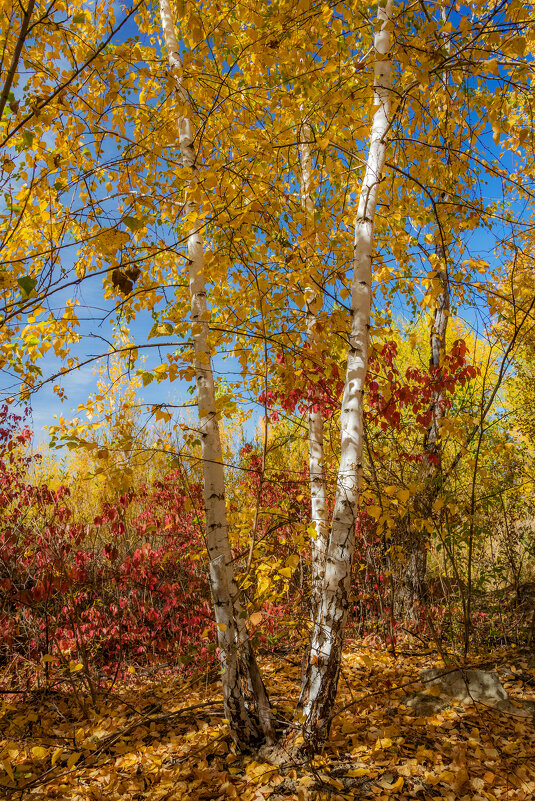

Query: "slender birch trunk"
(424, 6), (452, 470)
(300, 121), (328, 617)
(426, 258), (450, 456)
(159, 0), (273, 748)
(401, 13), (451, 617)
(298, 0), (393, 751)
(400, 239), (450, 617)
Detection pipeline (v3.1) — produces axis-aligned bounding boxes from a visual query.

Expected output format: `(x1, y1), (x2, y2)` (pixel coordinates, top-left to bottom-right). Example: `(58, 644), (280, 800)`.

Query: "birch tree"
(398, 8), (458, 616)
(298, 0), (393, 751)
(3, 0), (531, 759)
(300, 119), (328, 618)
(158, 0), (274, 748)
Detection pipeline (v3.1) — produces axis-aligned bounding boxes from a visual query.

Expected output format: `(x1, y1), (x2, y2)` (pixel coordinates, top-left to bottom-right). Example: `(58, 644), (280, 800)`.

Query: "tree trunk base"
(257, 741), (304, 767)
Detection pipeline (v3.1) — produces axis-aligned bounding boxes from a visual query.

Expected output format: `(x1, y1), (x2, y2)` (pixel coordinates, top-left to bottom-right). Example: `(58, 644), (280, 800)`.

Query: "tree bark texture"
(297, 0), (393, 752)
(300, 120), (328, 619)
(394, 258), (450, 620)
(159, 0), (273, 748)
(400, 12), (452, 618)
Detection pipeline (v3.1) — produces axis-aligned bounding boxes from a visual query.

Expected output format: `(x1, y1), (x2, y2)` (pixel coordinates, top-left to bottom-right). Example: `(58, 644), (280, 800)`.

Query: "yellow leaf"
(148, 322), (174, 339)
(118, 753), (138, 769)
(397, 488), (410, 504)
(2, 760), (14, 781)
(66, 752), (81, 770)
(95, 228), (130, 255)
(69, 661), (83, 672)
(217, 622), (227, 632)
(154, 408), (172, 423)
(32, 746), (48, 760)
(285, 554), (300, 568)
(249, 612), (263, 626)
(51, 748), (62, 767)
(347, 768), (369, 777)
(307, 524), (319, 539)
(376, 737), (393, 750)
(508, 36), (526, 57)
(279, 567), (292, 578)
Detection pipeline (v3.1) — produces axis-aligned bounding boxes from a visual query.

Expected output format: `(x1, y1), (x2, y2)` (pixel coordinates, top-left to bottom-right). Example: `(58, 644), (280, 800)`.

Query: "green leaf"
(17, 276), (37, 296)
(72, 12), (86, 23)
(21, 130), (34, 148)
(123, 215), (147, 232)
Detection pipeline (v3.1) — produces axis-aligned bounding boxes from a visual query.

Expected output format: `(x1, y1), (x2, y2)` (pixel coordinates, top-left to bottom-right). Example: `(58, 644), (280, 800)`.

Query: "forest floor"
(1, 642), (535, 801)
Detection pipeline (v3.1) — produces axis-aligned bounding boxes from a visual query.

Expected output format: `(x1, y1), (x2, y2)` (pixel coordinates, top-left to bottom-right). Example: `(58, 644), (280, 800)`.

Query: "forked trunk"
(297, 0), (393, 751)
(159, 0), (274, 748)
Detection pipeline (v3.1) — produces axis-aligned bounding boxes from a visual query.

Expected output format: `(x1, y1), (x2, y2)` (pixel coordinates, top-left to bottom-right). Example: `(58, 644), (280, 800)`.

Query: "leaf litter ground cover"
(1, 641), (535, 801)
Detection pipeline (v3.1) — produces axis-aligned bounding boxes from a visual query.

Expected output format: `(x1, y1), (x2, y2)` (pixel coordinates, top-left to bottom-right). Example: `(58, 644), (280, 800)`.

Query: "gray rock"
(420, 668), (508, 705)
(406, 668), (532, 717)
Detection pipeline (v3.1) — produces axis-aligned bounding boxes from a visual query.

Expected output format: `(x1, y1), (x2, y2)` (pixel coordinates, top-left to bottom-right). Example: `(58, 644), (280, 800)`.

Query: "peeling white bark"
(159, 0), (273, 747)
(300, 121), (328, 616)
(298, 0), (393, 750)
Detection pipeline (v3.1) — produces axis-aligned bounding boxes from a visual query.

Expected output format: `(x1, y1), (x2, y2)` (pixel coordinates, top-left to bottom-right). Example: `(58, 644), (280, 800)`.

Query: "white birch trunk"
(159, 0), (273, 747)
(300, 121), (328, 617)
(298, 0), (393, 751)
